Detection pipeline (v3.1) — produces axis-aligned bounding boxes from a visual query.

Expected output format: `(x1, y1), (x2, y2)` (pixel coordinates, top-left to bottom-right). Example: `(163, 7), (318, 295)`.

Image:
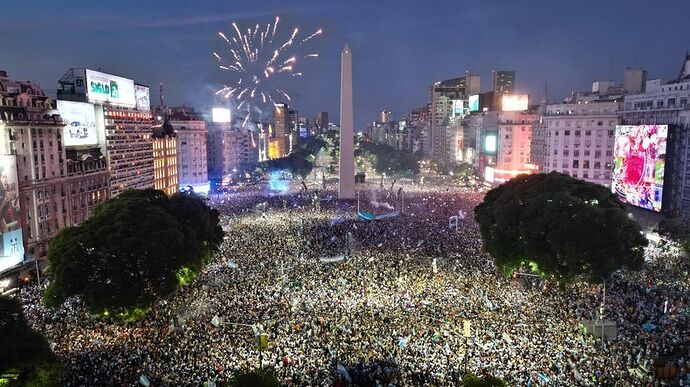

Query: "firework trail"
(214, 16), (322, 127)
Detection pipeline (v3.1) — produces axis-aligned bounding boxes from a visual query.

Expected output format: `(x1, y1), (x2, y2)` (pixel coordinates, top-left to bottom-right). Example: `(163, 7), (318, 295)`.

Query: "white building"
(540, 101), (619, 187)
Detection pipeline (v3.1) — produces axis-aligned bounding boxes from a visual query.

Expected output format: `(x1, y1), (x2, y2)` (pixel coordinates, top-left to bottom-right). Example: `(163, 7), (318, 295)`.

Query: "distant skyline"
(1, 0), (689, 129)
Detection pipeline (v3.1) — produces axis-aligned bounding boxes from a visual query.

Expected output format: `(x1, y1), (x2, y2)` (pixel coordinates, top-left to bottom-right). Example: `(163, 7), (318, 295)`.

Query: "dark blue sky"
(1, 0), (689, 129)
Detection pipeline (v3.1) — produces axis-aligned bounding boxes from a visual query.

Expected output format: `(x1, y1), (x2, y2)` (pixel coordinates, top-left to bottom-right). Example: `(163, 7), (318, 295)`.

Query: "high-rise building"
(492, 70), (516, 96)
(207, 117), (258, 186)
(539, 100), (619, 187)
(317, 112), (329, 133)
(273, 103), (288, 158)
(0, 70), (109, 282)
(620, 52), (690, 217)
(466, 110), (536, 183)
(163, 107), (209, 194)
(57, 68), (154, 198)
(380, 110), (391, 123)
(152, 120), (178, 196)
(429, 74), (480, 164)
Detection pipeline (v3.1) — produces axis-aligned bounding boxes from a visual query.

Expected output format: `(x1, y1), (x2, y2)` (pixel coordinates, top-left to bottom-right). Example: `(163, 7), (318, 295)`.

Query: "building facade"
(620, 53), (690, 216)
(152, 121), (178, 196)
(539, 101), (619, 187)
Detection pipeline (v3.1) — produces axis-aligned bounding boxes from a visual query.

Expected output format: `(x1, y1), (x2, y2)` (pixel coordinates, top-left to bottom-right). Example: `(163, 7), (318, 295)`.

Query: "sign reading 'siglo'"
(85, 69), (136, 108)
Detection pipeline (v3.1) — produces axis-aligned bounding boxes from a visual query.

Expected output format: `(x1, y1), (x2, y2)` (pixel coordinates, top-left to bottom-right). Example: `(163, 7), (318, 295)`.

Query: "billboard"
(57, 100), (99, 147)
(212, 108), (231, 123)
(85, 69), (136, 108)
(0, 155), (24, 272)
(135, 84), (150, 111)
(501, 94), (529, 111)
(484, 133), (497, 153)
(469, 94), (480, 112)
(612, 125), (667, 212)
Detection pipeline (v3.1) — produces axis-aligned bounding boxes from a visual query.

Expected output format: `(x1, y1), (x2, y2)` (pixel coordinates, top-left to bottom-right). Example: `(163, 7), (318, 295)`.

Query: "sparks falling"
(213, 16), (322, 127)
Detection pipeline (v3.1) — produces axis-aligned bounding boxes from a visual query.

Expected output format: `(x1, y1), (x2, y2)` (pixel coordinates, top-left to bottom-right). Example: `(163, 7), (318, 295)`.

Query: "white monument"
(338, 43), (355, 199)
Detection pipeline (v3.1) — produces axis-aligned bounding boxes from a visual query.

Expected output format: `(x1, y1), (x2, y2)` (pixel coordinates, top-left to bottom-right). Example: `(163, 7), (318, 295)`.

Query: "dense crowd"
(17, 181), (690, 386)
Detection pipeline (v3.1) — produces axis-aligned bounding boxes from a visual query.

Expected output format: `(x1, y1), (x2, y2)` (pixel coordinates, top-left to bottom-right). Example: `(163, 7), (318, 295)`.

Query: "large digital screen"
(85, 69), (136, 108)
(212, 108), (231, 123)
(484, 134), (497, 153)
(57, 100), (99, 147)
(135, 84), (150, 111)
(612, 125), (667, 212)
(0, 155), (24, 272)
(501, 94), (529, 111)
(469, 94), (480, 112)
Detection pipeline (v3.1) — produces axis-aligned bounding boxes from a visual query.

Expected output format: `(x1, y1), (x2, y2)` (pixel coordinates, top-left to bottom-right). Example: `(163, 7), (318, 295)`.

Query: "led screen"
(135, 84), (150, 111)
(469, 94), (480, 112)
(484, 134), (497, 153)
(212, 108), (231, 123)
(57, 100), (99, 147)
(85, 69), (136, 108)
(612, 125), (667, 212)
(0, 155), (24, 272)
(501, 94), (529, 111)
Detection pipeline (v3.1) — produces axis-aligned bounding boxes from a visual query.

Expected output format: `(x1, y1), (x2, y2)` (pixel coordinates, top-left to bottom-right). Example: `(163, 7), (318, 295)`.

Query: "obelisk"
(338, 43), (355, 199)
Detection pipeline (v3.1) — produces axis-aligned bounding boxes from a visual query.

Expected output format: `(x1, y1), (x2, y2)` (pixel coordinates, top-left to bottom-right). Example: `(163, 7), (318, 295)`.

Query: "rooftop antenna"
(609, 56), (614, 82)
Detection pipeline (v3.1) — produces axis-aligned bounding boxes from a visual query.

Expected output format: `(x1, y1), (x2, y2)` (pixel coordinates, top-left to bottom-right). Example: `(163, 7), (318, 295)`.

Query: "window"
(608, 130), (614, 136)
(564, 130), (570, 136)
(657, 100), (664, 108)
(575, 130), (581, 137)
(574, 150), (580, 157)
(585, 130), (592, 136)
(583, 160), (590, 169)
(573, 160), (579, 168)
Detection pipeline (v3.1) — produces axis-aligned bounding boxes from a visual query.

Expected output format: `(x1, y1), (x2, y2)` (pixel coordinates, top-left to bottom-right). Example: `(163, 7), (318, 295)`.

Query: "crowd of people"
(17, 180), (690, 386)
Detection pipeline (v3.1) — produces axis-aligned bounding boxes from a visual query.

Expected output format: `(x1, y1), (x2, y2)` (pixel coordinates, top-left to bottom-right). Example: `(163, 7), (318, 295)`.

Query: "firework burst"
(213, 16), (322, 126)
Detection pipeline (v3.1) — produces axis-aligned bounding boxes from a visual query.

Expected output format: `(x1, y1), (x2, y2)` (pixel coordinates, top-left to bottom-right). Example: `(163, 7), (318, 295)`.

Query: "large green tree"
(0, 296), (61, 386)
(44, 189), (224, 318)
(474, 172), (647, 282)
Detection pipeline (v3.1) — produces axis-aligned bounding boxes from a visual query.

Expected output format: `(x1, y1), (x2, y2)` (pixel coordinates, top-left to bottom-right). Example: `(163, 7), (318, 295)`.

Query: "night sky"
(2, 0), (689, 129)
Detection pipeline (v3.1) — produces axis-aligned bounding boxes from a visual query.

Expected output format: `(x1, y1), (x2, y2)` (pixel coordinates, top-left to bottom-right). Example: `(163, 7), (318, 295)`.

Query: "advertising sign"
(0, 155), (24, 272)
(57, 100), (99, 147)
(212, 108), (232, 123)
(85, 69), (136, 108)
(135, 84), (151, 111)
(612, 125), (667, 212)
(501, 94), (529, 111)
(484, 133), (497, 153)
(469, 94), (480, 112)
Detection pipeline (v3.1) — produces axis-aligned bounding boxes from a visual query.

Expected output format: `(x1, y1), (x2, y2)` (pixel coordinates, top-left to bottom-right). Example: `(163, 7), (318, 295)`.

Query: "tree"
(44, 189), (224, 319)
(474, 172), (647, 282)
(0, 296), (61, 386)
(358, 142), (421, 176)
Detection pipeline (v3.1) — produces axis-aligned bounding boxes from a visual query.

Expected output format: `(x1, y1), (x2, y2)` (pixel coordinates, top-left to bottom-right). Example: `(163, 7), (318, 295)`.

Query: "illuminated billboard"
(85, 69), (136, 108)
(212, 108), (232, 123)
(57, 100), (99, 147)
(0, 155), (24, 272)
(484, 134), (497, 153)
(135, 84), (150, 111)
(612, 125), (667, 212)
(501, 94), (529, 111)
(469, 94), (480, 112)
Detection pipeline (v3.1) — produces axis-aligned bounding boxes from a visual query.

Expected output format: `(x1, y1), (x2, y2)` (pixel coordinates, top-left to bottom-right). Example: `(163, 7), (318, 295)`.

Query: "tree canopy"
(358, 141), (421, 176)
(474, 172), (647, 282)
(463, 373), (508, 387)
(44, 189), (224, 319)
(262, 137), (327, 178)
(0, 296), (61, 386)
